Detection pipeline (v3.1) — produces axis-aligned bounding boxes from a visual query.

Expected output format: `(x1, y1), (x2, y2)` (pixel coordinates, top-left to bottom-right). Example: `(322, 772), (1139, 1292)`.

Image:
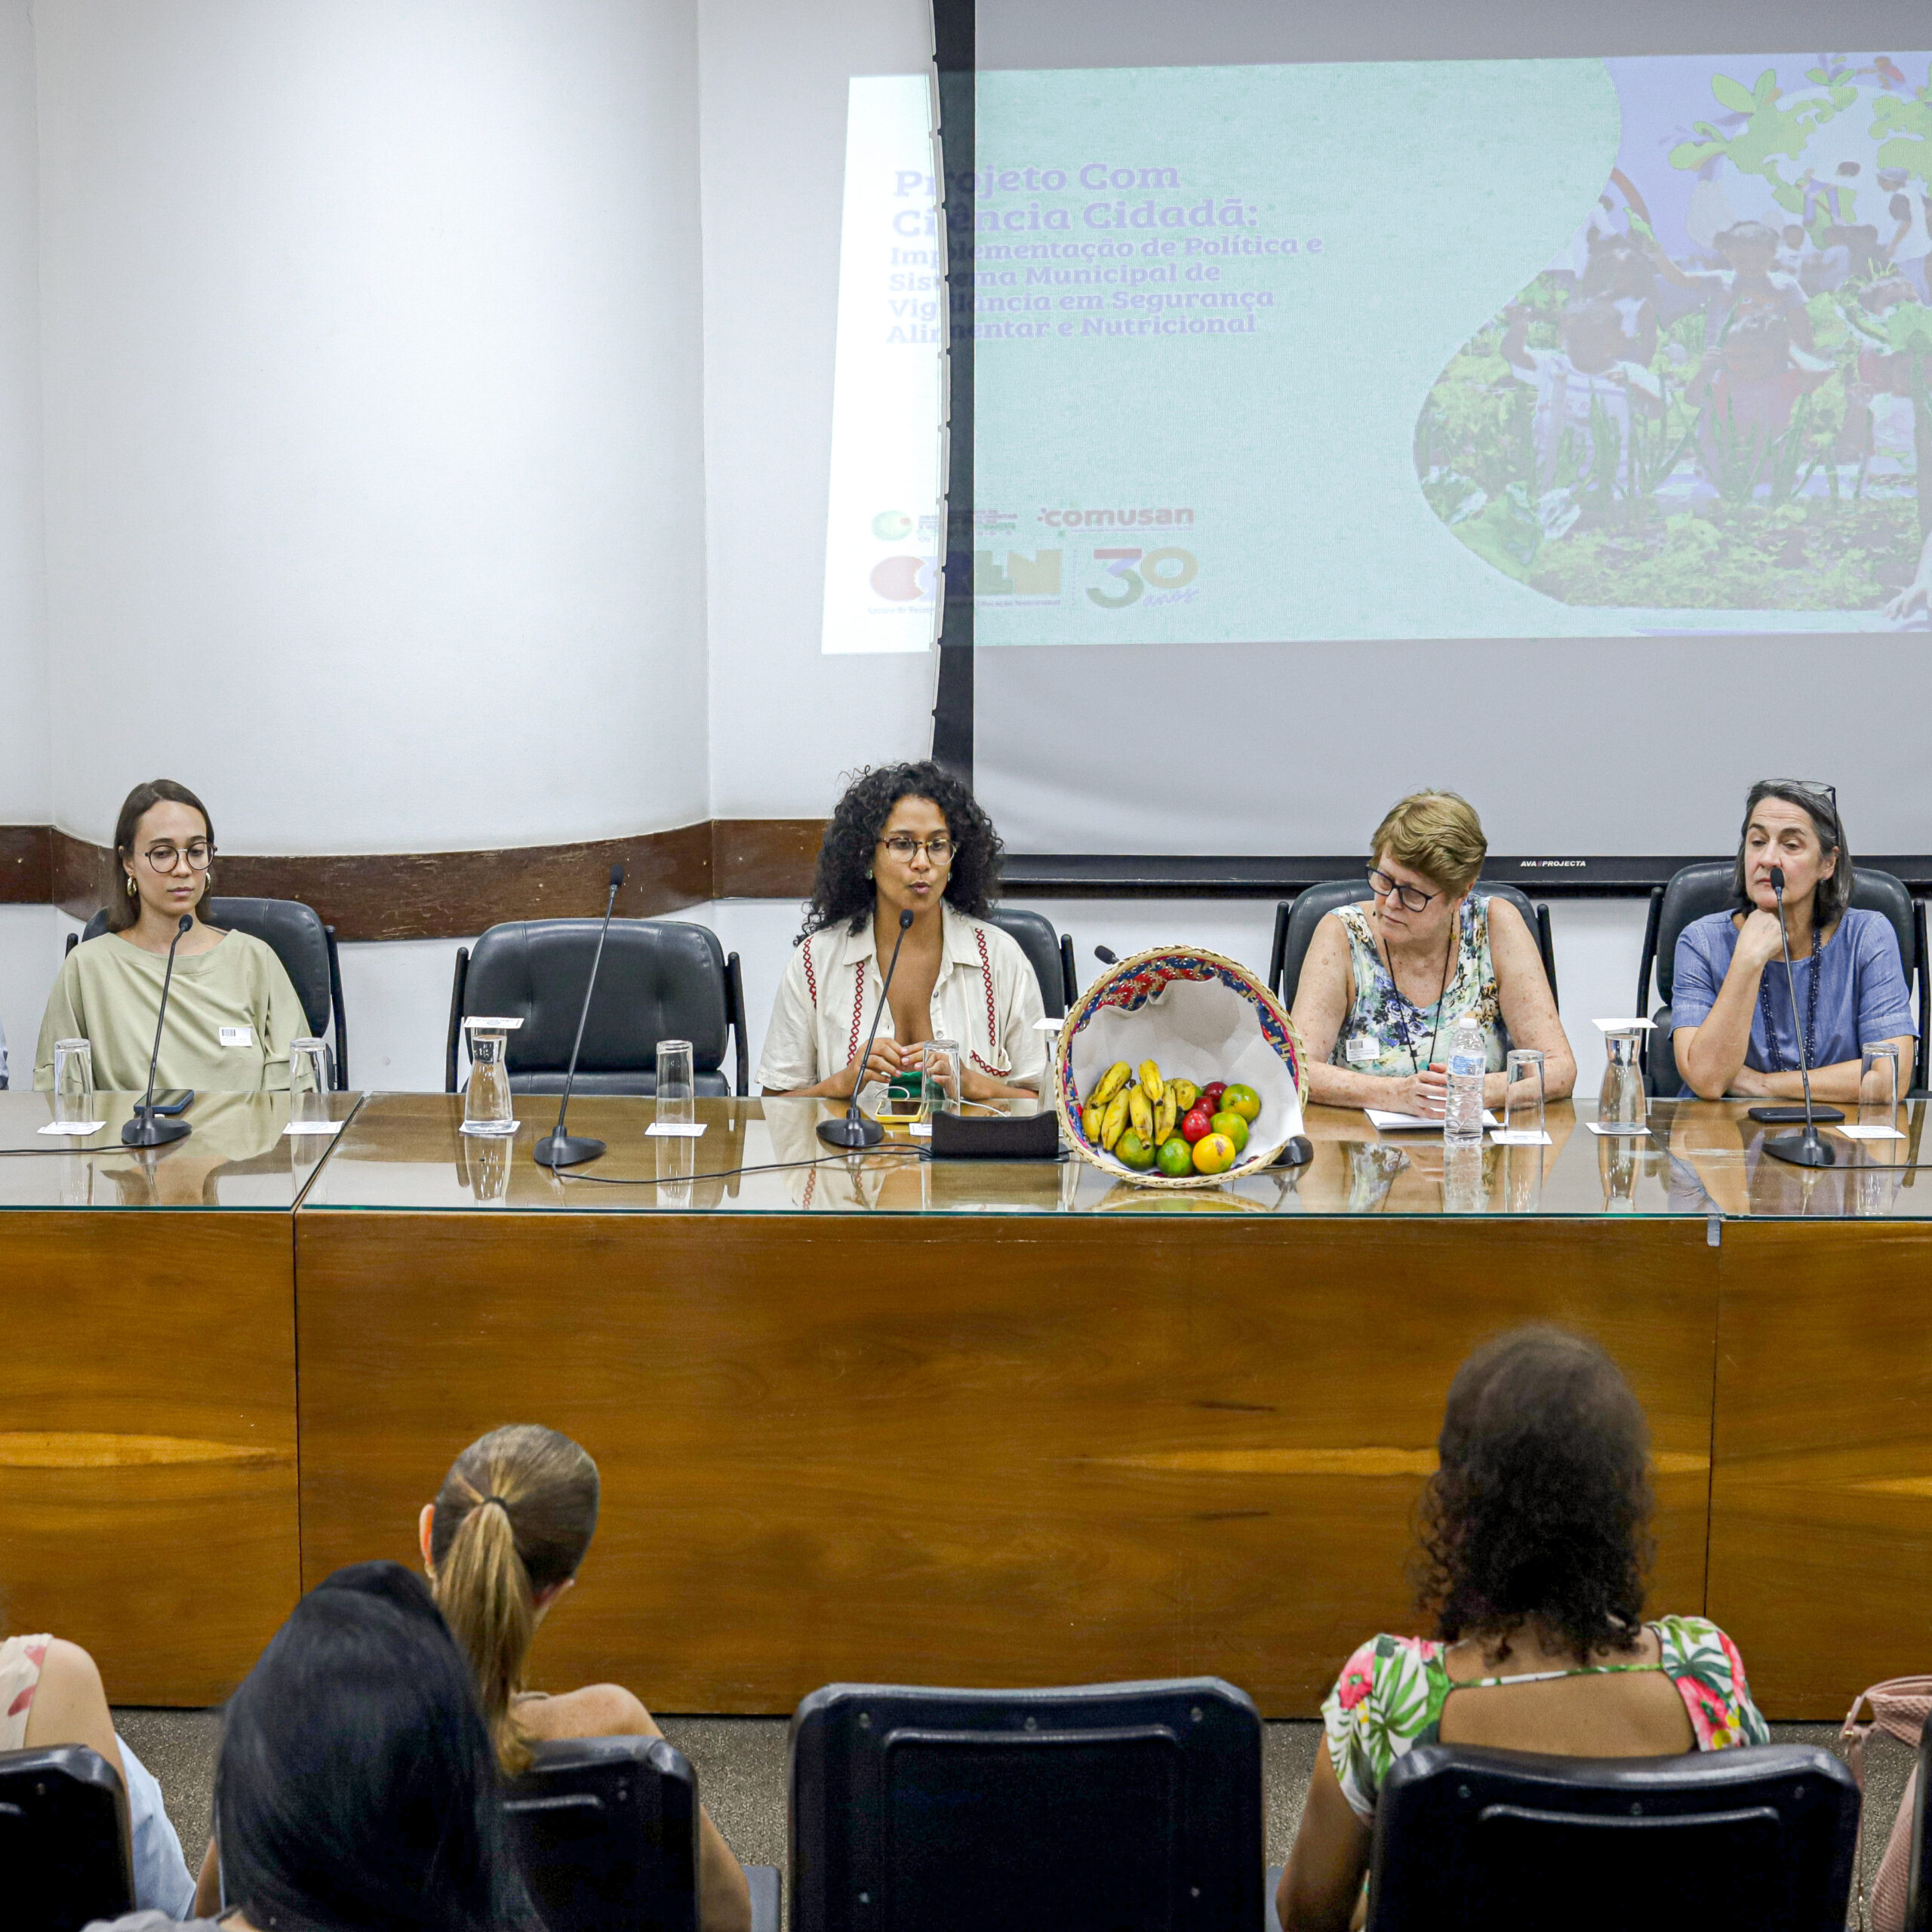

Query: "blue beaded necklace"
(1757, 922), (1826, 1074)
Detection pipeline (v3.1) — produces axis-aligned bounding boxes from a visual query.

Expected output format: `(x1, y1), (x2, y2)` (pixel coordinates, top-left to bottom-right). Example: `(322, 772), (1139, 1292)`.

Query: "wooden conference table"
(3, 1088), (1929, 1718)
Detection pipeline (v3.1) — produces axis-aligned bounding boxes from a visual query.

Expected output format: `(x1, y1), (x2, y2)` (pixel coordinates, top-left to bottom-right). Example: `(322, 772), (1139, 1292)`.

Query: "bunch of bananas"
(1081, 1060), (1195, 1152)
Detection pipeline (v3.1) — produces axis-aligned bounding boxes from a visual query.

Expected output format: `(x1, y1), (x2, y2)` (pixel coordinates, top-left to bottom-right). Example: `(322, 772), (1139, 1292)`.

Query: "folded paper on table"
(1490, 1129), (1553, 1146)
(38, 1120), (105, 1136)
(283, 1120), (343, 1137)
(1586, 1121), (1651, 1137)
(645, 1121), (707, 1139)
(1367, 1108), (1500, 1132)
(1835, 1124), (1907, 1141)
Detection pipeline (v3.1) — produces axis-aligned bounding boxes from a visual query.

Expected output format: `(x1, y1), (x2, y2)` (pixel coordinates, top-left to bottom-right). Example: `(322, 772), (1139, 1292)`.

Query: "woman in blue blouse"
(1673, 780), (1915, 1102)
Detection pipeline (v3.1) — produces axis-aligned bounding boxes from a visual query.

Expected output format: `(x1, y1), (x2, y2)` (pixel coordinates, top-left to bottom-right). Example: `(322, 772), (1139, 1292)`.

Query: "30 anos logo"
(1088, 546), (1199, 608)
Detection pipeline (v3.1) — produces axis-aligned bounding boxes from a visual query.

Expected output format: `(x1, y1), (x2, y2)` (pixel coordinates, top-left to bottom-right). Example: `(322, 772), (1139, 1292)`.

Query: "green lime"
(1155, 1135), (1195, 1178)
(1210, 1109), (1250, 1153)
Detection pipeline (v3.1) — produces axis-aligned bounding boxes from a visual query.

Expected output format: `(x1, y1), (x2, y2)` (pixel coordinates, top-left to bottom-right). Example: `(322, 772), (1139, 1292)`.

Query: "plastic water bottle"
(1444, 1013), (1487, 1146)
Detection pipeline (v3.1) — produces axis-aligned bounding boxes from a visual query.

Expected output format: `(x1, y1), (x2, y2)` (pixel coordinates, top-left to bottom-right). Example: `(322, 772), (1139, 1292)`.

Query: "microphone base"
(1764, 1130), (1835, 1169)
(817, 1113), (884, 1151)
(122, 1112), (191, 1149)
(533, 1132), (605, 1169)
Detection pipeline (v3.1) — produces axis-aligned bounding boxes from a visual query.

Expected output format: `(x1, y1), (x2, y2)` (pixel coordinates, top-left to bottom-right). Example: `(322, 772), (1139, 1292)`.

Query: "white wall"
(33, 0), (709, 853)
(697, 0), (936, 820)
(0, 0), (44, 817)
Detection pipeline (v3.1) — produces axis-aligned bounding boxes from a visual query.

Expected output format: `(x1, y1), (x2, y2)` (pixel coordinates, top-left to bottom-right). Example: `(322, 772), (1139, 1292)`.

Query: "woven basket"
(1054, 946), (1306, 1189)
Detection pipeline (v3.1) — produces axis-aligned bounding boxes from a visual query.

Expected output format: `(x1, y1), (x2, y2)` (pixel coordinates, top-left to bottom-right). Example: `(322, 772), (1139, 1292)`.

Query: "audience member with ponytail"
(423, 1423), (752, 1932)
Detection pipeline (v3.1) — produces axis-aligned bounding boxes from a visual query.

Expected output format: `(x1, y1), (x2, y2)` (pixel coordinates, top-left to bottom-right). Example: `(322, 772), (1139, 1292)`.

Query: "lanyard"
(1377, 912), (1462, 1076)
(1757, 927), (1825, 1074)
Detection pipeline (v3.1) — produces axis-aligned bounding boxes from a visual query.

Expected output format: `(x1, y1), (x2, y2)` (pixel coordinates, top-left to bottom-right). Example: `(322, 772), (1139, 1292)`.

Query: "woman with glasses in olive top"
(1291, 791), (1576, 1119)
(758, 761), (1046, 1106)
(34, 779), (306, 1094)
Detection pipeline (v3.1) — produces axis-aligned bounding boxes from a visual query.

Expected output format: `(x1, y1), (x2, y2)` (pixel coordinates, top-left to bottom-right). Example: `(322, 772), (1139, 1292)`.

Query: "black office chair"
(1635, 860), (1930, 1096)
(506, 1735), (780, 1932)
(2, 1743), (135, 1932)
(447, 918), (747, 1097)
(69, 896), (349, 1087)
(789, 1677), (1263, 1932)
(1269, 881), (1557, 1011)
(984, 905), (1078, 1017)
(1363, 1741), (1856, 1930)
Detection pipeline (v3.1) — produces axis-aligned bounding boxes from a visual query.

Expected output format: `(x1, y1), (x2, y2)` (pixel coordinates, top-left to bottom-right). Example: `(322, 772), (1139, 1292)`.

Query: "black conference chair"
(69, 896), (349, 1087)
(984, 904), (1078, 1017)
(1269, 880), (1557, 1011)
(789, 1677), (1263, 1932)
(1363, 1741), (1856, 1930)
(506, 1736), (780, 1932)
(1635, 860), (1930, 1096)
(447, 918), (747, 1097)
(2, 1742), (135, 1932)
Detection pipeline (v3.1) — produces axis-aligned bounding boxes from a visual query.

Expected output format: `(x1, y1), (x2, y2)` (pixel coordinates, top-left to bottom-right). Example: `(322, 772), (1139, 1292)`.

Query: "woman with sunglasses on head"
(759, 761), (1046, 1106)
(1673, 780), (1915, 1102)
(1291, 791), (1575, 1118)
(34, 779), (306, 1094)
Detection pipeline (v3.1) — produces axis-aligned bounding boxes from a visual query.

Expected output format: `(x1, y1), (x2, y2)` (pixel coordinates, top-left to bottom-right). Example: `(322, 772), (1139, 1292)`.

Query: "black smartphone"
(149, 1090), (195, 1116)
(1746, 1103), (1844, 1124)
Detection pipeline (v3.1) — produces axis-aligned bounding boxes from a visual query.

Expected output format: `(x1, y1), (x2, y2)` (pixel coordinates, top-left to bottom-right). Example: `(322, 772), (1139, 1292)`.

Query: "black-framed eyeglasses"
(1368, 868), (1438, 913)
(880, 835), (954, 863)
(140, 841), (214, 872)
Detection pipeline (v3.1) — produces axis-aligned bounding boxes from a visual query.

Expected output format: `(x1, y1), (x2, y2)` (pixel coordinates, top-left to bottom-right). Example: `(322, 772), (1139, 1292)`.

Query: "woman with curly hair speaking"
(1276, 1328), (1767, 1932)
(758, 761), (1046, 1106)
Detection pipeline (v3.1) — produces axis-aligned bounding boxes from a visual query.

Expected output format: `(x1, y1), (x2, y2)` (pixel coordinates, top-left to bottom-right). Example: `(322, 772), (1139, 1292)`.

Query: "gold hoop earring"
(125, 874), (136, 897)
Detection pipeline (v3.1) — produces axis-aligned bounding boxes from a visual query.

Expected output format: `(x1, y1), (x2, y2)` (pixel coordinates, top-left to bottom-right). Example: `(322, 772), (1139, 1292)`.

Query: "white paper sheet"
(1489, 1130), (1553, 1146)
(37, 1120), (105, 1136)
(1835, 1124), (1907, 1141)
(1367, 1109), (1499, 1132)
(1586, 1121), (1652, 1137)
(645, 1122), (707, 1139)
(283, 1120), (343, 1137)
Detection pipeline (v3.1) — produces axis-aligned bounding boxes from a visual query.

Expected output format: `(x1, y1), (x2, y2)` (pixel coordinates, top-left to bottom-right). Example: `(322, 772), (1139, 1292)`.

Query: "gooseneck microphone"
(123, 915), (195, 1148)
(1762, 863), (1834, 1170)
(818, 909), (915, 1151)
(535, 863), (626, 1170)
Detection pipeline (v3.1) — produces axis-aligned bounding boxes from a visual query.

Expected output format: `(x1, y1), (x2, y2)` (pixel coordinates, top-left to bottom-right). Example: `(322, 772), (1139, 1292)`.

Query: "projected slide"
(955, 53), (1932, 645)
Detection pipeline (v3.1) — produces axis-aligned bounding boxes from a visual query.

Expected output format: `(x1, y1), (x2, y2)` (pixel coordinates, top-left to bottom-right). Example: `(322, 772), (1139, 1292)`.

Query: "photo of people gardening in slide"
(1417, 54), (1932, 622)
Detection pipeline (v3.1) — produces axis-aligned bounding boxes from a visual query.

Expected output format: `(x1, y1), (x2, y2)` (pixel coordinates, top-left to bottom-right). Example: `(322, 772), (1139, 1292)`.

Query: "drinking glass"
(1502, 1048), (1546, 1141)
(922, 1038), (962, 1115)
(656, 1040), (695, 1128)
(51, 1038), (94, 1129)
(462, 1023), (517, 1136)
(1860, 1041), (1900, 1131)
(288, 1038), (333, 1129)
(1598, 1029), (1648, 1134)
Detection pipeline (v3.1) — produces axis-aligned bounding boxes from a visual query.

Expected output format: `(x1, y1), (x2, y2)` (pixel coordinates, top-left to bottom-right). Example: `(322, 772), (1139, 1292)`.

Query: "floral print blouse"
(1322, 1616), (1769, 1821)
(1328, 897), (1507, 1079)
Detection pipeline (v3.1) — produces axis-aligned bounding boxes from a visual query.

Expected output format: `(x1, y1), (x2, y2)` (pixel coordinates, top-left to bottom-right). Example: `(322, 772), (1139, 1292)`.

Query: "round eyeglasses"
(140, 841), (214, 873)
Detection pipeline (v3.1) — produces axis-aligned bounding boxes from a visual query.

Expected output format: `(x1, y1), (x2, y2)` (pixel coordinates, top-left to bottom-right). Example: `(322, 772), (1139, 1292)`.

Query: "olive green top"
(35, 929), (307, 1094)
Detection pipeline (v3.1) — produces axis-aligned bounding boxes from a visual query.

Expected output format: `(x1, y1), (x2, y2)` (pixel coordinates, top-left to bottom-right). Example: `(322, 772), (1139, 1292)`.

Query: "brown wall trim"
(0, 825), (51, 904)
(8, 819), (824, 943)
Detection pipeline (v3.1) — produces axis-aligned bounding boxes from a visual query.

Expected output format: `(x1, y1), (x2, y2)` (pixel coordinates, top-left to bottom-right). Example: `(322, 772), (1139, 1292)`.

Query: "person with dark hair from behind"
(88, 1585), (538, 1932)
(1673, 780), (1915, 1102)
(35, 778), (306, 1092)
(423, 1425), (752, 1932)
(758, 759), (1046, 1106)
(1277, 1327), (1767, 1932)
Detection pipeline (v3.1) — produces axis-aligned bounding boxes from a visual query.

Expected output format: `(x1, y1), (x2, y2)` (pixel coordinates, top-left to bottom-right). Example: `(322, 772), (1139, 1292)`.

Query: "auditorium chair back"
(2, 1742), (134, 1932)
(75, 896), (349, 1086)
(447, 918), (747, 1096)
(983, 906), (1078, 1017)
(506, 1736), (700, 1932)
(788, 1676), (1263, 1932)
(1269, 880), (1557, 1011)
(1636, 861), (1929, 1095)
(1364, 1741), (1857, 1931)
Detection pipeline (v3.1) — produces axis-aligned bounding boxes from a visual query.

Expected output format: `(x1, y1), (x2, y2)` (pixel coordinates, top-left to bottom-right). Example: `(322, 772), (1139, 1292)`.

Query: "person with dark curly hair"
(1276, 1327), (1766, 1932)
(757, 761), (1045, 1105)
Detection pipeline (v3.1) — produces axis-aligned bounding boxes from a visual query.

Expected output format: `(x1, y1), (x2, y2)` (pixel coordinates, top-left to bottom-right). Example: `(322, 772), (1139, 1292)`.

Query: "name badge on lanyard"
(1346, 1033), (1381, 1064)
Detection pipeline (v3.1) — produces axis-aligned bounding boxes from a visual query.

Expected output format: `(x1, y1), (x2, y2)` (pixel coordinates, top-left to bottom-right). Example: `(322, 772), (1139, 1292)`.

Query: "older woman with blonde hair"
(1291, 791), (1575, 1118)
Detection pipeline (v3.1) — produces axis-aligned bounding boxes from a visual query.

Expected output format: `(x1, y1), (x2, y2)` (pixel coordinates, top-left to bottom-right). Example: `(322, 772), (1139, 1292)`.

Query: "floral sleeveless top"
(1330, 897), (1506, 1078)
(1322, 1616), (1769, 1821)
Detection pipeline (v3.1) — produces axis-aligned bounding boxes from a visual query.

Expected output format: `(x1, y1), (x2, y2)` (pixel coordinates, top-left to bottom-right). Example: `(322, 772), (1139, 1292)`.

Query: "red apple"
(1201, 1081), (1228, 1109)
(1180, 1104), (1214, 1143)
